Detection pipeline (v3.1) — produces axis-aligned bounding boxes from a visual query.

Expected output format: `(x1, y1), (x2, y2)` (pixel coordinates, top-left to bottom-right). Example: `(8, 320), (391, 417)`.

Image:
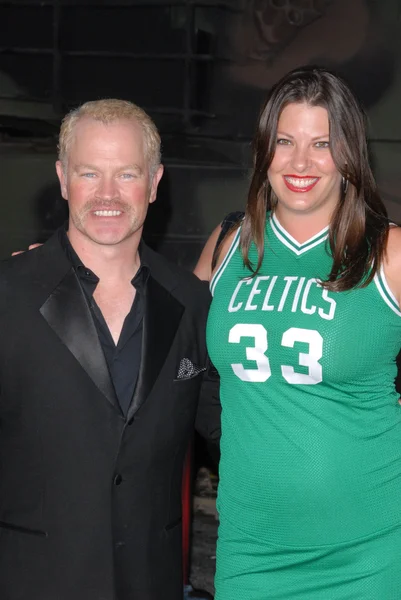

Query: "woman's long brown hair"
(241, 66), (389, 292)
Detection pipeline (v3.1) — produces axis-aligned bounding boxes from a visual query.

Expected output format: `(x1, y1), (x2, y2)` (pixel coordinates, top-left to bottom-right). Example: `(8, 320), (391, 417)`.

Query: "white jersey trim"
(210, 227), (241, 297)
(374, 266), (401, 317)
(271, 214), (329, 256)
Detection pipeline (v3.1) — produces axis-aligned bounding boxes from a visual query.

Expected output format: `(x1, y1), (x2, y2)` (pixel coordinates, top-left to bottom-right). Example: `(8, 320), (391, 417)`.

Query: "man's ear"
(149, 164), (164, 204)
(56, 161), (68, 200)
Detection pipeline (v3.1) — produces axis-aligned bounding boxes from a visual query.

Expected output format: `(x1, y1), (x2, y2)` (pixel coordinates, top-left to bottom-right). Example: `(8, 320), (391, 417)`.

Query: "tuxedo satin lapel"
(128, 276), (184, 419)
(39, 267), (120, 412)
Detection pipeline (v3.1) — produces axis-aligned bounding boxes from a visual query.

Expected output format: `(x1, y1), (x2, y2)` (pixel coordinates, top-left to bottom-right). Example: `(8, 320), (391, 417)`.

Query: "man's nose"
(96, 176), (118, 199)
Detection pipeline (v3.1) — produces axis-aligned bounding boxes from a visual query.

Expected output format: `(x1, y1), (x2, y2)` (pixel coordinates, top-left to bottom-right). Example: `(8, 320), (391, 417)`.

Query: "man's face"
(56, 117), (163, 247)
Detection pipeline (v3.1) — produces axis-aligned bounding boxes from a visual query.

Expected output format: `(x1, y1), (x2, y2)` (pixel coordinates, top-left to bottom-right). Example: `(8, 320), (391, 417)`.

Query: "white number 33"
(229, 324), (323, 385)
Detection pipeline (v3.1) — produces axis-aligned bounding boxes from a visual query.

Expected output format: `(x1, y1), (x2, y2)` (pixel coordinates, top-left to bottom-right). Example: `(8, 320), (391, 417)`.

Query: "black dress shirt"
(59, 228), (149, 416)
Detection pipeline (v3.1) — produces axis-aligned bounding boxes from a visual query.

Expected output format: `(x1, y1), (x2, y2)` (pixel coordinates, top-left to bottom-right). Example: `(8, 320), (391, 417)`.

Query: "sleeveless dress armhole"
(212, 211), (245, 270)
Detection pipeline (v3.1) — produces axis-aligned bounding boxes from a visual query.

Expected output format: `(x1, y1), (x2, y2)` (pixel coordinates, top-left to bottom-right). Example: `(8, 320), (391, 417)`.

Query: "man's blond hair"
(58, 99), (161, 175)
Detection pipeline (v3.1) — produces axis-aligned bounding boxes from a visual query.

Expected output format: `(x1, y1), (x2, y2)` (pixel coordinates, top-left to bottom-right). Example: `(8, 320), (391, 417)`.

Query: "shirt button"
(114, 474), (123, 486)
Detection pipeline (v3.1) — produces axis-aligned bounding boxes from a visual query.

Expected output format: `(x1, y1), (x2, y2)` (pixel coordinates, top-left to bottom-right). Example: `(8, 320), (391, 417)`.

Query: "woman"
(195, 66), (401, 599)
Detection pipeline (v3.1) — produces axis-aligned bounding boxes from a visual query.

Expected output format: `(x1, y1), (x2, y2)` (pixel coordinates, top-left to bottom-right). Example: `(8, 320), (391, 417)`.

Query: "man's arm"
(195, 359), (221, 443)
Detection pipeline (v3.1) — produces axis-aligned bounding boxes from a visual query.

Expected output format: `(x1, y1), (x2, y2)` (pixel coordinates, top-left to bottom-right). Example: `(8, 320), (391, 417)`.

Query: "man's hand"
(12, 243), (42, 256)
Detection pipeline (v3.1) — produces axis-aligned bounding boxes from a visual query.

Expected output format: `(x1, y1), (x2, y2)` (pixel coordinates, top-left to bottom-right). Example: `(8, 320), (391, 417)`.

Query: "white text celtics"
(227, 276), (337, 320)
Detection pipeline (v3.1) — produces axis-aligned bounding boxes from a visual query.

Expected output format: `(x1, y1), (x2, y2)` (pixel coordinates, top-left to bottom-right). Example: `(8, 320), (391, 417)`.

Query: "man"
(0, 99), (220, 600)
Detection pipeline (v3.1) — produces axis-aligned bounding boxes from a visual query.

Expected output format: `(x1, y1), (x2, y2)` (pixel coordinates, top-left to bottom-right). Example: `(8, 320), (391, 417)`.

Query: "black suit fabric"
(0, 231), (220, 600)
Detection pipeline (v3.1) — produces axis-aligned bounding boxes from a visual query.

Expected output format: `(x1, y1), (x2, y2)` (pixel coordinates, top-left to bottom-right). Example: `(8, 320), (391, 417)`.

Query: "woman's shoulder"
(382, 225), (401, 305)
(193, 211), (244, 282)
(385, 224), (401, 265)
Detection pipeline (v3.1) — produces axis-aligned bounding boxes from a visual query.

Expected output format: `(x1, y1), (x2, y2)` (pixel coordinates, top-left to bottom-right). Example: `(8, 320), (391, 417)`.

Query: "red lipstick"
(283, 175), (319, 193)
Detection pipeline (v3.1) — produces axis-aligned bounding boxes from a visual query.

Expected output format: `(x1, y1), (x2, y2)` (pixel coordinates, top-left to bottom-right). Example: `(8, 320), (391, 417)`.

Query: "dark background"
(1, 0), (401, 266)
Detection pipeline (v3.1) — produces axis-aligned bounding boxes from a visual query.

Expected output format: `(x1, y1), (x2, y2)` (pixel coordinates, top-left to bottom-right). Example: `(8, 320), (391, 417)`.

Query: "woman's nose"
(290, 145), (312, 172)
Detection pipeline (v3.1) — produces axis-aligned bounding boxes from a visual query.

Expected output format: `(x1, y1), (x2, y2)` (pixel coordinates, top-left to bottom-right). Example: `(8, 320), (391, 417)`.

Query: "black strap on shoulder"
(212, 211), (244, 269)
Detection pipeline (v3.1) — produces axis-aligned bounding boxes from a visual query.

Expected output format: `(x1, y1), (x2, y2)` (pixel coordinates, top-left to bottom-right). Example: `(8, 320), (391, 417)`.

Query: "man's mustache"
(81, 200), (131, 212)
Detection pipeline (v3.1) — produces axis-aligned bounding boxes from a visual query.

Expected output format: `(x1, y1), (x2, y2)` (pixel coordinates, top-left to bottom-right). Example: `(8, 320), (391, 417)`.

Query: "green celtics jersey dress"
(207, 213), (401, 599)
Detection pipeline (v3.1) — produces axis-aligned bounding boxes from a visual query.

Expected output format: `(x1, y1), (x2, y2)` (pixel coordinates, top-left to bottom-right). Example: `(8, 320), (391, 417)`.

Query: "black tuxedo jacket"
(0, 231), (220, 600)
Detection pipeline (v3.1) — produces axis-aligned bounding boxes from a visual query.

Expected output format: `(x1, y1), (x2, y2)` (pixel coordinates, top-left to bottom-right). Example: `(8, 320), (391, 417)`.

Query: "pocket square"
(176, 358), (206, 380)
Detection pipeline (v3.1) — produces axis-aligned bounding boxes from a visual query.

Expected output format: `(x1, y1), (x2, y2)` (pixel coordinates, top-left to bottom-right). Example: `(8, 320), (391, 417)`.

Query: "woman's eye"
(277, 138), (291, 145)
(315, 141), (330, 148)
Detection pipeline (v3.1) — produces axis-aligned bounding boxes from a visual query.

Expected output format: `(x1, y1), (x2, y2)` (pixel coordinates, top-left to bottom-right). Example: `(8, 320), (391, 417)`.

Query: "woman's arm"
(194, 212), (243, 282)
(193, 224), (222, 282)
(383, 226), (401, 309)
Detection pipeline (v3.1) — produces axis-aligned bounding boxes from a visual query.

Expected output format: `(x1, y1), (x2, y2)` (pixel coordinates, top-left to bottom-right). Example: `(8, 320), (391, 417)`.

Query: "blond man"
(0, 99), (220, 600)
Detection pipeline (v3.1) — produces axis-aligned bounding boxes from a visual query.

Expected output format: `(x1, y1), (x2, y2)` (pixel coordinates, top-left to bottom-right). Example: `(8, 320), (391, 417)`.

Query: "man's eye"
(276, 138), (291, 145)
(120, 173), (135, 179)
(82, 172), (96, 178)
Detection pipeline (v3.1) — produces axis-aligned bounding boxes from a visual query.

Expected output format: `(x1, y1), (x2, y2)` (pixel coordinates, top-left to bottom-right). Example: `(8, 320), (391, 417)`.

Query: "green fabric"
(215, 516), (401, 599)
(207, 214), (401, 598)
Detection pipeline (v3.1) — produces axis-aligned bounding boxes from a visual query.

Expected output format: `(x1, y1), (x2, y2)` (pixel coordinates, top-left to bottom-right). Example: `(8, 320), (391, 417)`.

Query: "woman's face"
(267, 102), (342, 224)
